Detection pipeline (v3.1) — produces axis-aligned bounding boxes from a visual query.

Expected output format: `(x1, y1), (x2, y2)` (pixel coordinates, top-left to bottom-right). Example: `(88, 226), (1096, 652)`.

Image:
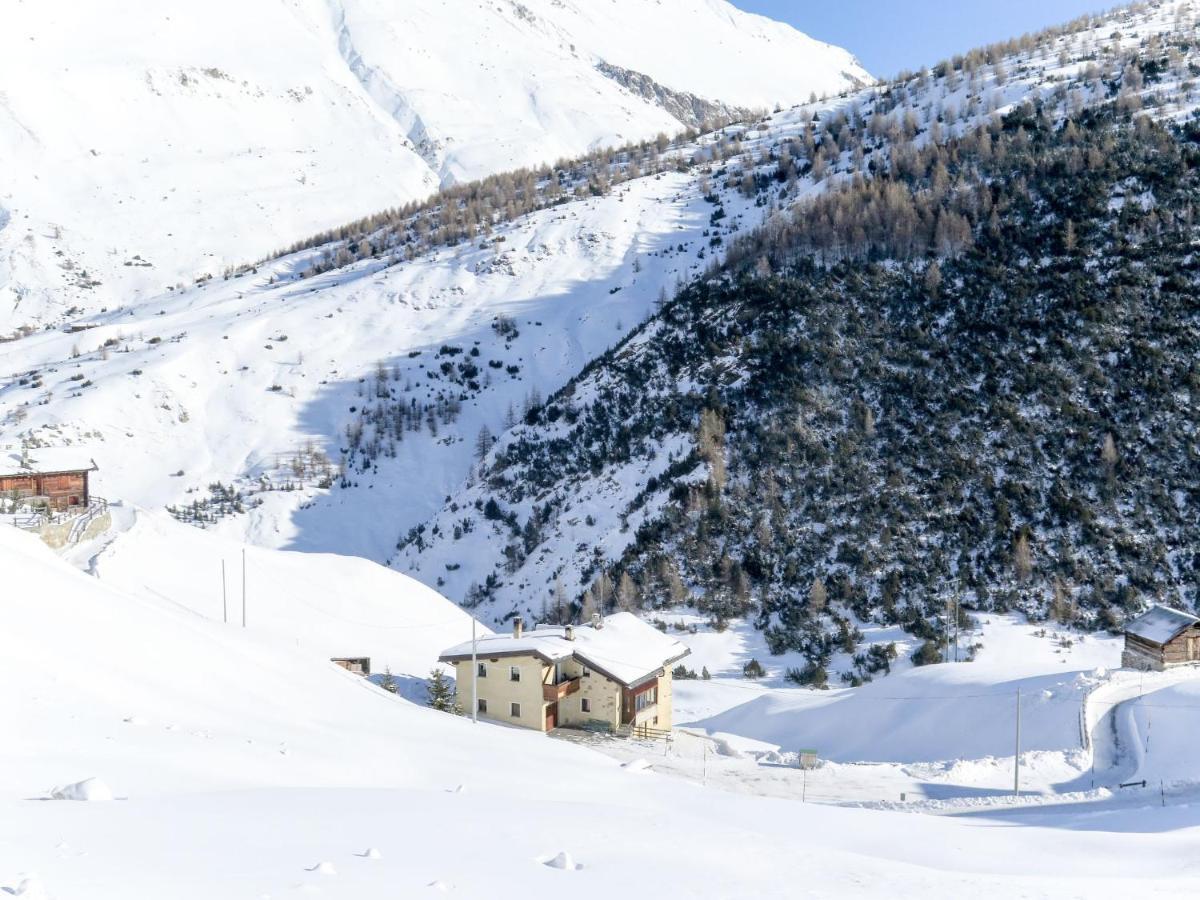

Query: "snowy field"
(556, 613), (1131, 807)
(7, 523), (1200, 898)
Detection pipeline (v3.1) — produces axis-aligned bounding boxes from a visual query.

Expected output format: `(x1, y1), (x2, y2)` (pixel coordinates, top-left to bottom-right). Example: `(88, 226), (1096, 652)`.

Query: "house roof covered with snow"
(440, 612), (690, 687)
(0, 447), (98, 477)
(1125, 605), (1200, 645)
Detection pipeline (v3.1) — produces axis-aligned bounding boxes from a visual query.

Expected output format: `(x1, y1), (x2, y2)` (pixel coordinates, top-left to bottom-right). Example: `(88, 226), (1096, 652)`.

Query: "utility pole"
(471, 617), (479, 724)
(943, 597), (949, 664)
(954, 594), (960, 663)
(221, 560), (228, 624)
(241, 548), (247, 629)
(945, 594), (954, 664)
(1014, 687), (1022, 797)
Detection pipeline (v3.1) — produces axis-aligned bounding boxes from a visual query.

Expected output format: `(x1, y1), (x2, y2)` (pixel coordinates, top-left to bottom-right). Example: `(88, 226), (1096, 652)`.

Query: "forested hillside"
(407, 100), (1200, 680)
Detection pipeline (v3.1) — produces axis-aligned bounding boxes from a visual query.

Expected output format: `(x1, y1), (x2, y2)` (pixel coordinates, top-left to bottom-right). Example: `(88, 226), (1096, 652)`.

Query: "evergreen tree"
(426, 668), (459, 713)
(743, 658), (766, 679)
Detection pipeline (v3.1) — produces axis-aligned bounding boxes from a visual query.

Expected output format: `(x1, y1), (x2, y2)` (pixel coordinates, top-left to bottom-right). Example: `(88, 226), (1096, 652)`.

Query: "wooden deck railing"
(542, 677), (581, 702)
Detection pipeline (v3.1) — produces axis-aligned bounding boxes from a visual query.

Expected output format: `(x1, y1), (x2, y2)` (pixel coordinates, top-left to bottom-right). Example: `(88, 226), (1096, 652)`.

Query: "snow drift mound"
(92, 509), (481, 687)
(696, 620), (1120, 764)
(0, 523), (484, 796)
(48, 778), (114, 802)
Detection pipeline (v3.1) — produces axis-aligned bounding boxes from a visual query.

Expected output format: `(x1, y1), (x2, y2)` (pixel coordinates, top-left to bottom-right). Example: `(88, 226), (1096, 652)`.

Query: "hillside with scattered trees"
(403, 96), (1200, 680)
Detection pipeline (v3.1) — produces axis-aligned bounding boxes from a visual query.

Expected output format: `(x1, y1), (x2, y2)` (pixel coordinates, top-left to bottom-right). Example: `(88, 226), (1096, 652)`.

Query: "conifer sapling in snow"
(426, 668), (460, 713)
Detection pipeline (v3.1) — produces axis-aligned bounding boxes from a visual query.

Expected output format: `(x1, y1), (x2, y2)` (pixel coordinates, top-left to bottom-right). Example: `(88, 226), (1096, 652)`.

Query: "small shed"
(331, 657), (371, 676)
(1122, 605), (1200, 671)
(0, 448), (98, 511)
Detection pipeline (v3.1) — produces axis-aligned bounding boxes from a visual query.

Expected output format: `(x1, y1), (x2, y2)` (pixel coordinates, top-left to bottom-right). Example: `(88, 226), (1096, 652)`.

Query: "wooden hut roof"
(0, 448), (98, 477)
(1125, 605), (1200, 646)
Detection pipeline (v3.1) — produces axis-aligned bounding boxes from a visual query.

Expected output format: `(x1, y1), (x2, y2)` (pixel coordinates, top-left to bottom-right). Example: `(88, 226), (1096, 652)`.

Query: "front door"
(545, 702), (558, 731)
(1190, 637), (1199, 661)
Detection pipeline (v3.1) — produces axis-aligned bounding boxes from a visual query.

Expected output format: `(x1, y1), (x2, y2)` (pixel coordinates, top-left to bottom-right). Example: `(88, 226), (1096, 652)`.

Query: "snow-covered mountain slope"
(0, 521), (470, 797)
(4, 1), (1198, 629)
(390, 0), (1200, 628)
(0, 0), (867, 332)
(90, 508), (481, 696)
(6, 522), (1200, 898)
(0, 130), (776, 562)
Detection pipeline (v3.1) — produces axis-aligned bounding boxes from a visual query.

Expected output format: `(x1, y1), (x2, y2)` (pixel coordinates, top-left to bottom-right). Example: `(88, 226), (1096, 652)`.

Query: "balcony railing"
(542, 677), (580, 702)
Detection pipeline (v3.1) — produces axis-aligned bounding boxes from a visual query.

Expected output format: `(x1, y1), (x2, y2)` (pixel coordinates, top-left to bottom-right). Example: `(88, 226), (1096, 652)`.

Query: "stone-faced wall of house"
(557, 658), (621, 732)
(453, 654), (550, 730)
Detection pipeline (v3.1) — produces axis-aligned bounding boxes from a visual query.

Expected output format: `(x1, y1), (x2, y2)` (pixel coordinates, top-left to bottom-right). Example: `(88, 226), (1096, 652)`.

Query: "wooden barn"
(1122, 605), (1200, 671)
(331, 657), (371, 676)
(0, 449), (98, 512)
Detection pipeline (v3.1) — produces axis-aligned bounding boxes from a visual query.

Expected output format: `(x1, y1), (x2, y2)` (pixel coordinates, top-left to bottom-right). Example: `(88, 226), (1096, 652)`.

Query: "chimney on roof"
(591, 613), (603, 630)
(513, 616), (523, 639)
(564, 624), (575, 641)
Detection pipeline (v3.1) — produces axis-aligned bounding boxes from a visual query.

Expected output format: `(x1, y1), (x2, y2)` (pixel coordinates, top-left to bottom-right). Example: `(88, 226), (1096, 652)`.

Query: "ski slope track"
(0, 0), (867, 331)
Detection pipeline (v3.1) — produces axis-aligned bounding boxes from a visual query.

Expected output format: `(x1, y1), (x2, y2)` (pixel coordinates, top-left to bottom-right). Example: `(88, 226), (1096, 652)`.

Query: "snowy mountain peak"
(0, 0), (867, 332)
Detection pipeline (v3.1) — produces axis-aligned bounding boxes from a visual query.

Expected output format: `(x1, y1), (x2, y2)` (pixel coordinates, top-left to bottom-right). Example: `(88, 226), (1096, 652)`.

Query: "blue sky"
(734, 1), (1114, 77)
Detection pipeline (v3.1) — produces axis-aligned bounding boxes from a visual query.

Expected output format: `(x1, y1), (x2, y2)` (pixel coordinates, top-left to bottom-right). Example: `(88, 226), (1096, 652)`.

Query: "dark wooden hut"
(0, 449), (98, 511)
(1122, 605), (1200, 671)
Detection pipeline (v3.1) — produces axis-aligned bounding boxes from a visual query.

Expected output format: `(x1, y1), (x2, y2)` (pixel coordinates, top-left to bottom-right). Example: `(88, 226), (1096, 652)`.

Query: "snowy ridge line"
(0, 0), (866, 329)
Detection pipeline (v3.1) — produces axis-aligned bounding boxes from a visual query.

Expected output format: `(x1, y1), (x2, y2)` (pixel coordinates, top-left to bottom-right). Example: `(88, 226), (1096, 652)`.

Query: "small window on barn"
(510, 702), (521, 718)
(581, 667), (590, 677)
(477, 698), (487, 714)
(581, 698), (591, 713)
(477, 662), (487, 677)
(509, 665), (521, 682)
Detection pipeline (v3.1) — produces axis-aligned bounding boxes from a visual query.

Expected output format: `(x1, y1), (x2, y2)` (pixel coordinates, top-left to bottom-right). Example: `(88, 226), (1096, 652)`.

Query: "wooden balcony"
(543, 677), (580, 702)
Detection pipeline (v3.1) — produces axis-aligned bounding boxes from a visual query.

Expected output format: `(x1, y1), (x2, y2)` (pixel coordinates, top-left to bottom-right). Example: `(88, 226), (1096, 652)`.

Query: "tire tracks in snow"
(1082, 666), (1200, 786)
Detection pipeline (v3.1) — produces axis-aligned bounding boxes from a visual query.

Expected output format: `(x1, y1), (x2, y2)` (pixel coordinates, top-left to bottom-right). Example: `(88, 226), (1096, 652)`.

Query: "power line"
(284, 589), (472, 631)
